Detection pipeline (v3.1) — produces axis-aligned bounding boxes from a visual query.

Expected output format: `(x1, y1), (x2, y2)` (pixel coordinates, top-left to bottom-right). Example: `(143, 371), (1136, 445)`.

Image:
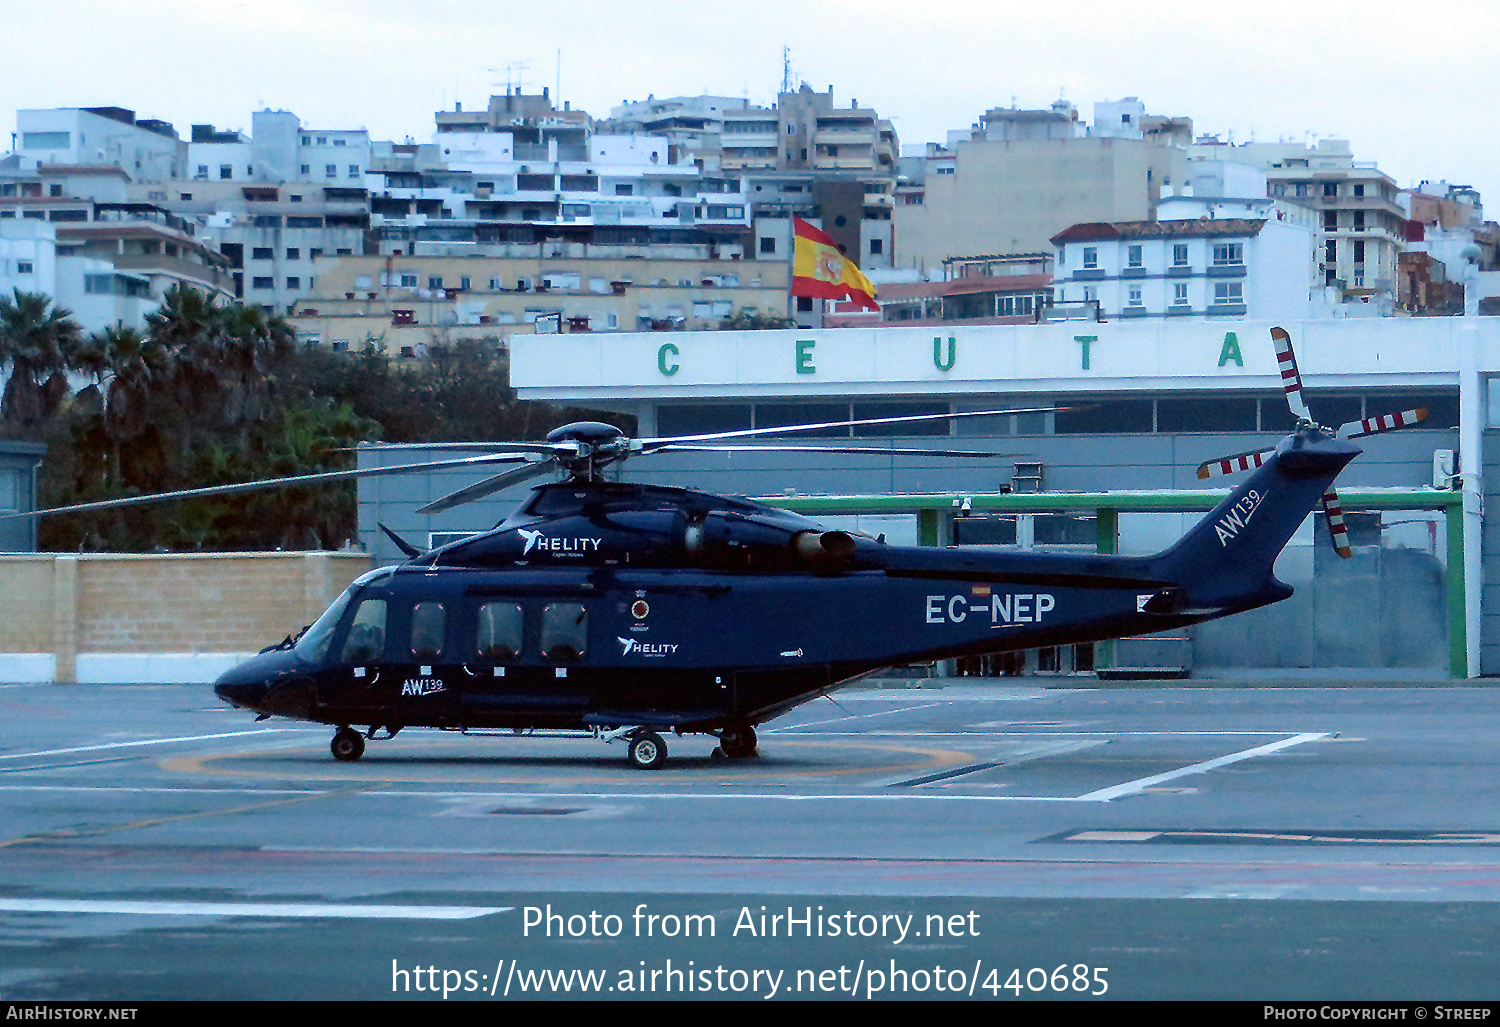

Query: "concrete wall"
(0, 551), (371, 683)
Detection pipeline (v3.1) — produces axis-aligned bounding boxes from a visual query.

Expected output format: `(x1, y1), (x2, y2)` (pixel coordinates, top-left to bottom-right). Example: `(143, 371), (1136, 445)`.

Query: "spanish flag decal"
(791, 217), (878, 311)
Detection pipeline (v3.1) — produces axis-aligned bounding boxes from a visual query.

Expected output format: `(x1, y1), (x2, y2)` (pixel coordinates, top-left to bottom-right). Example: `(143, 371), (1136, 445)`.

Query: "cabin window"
(476, 603), (523, 661)
(340, 599), (387, 663)
(410, 602), (446, 660)
(540, 603), (588, 662)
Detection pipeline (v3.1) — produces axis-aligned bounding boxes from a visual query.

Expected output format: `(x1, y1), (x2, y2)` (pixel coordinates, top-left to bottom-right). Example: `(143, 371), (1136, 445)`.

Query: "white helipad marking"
(0, 898), (511, 919)
(0, 729), (318, 760)
(1075, 732), (1329, 801)
(766, 702), (950, 730)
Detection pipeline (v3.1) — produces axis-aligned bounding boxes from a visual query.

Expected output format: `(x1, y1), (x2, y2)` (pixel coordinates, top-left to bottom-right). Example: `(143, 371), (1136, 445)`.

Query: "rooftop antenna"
(781, 46), (794, 96)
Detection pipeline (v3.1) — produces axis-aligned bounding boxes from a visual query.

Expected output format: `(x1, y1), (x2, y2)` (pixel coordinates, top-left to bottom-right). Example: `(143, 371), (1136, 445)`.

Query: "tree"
(74, 325), (172, 487)
(0, 289), (84, 426)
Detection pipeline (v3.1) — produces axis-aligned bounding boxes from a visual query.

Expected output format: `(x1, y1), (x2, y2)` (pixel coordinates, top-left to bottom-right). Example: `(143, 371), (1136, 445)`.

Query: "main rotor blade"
(416, 458), (561, 514)
(644, 406), (1064, 446)
(351, 440), (583, 456)
(0, 453), (539, 521)
(653, 444), (1013, 458)
(1270, 326), (1313, 422)
(1337, 407), (1428, 439)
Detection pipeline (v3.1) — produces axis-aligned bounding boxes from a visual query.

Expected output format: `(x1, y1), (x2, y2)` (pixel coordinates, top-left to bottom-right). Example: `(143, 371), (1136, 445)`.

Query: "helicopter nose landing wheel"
(720, 726), (758, 759)
(627, 732), (667, 770)
(331, 727), (366, 762)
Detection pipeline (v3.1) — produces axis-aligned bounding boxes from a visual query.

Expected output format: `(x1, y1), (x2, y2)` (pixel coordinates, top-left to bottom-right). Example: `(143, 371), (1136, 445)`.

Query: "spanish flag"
(791, 217), (878, 311)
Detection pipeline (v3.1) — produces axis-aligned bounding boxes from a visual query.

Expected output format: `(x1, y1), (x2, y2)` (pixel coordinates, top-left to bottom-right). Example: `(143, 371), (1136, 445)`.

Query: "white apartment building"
(0, 163), (230, 331)
(1051, 216), (1316, 322)
(13, 107), (186, 181)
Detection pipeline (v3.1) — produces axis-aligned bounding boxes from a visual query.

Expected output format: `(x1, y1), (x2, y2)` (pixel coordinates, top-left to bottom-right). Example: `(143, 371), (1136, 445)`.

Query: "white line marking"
(1074, 733), (1329, 801)
(765, 730), (1311, 737)
(0, 785), (325, 795)
(0, 729), (318, 760)
(766, 702), (949, 731)
(0, 898), (511, 919)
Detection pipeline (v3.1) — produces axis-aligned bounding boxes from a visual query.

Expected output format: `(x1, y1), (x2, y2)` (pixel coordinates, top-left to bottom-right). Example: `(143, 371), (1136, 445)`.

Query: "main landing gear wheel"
(330, 727), (365, 762)
(628, 732), (667, 770)
(720, 726), (758, 759)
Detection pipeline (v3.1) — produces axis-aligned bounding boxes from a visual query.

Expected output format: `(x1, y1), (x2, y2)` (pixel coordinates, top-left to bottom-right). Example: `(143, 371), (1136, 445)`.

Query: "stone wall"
(0, 551), (372, 683)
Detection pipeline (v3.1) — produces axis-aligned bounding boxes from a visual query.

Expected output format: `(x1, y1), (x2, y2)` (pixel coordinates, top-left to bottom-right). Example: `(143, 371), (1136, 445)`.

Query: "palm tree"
(0, 289), (84, 425)
(76, 325), (172, 485)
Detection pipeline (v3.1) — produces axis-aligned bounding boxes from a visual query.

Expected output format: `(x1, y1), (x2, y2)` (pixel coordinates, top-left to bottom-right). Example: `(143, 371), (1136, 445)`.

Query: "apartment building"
(0, 162), (231, 330)
(1051, 216), (1316, 321)
(286, 253), (790, 355)
(895, 100), (1189, 272)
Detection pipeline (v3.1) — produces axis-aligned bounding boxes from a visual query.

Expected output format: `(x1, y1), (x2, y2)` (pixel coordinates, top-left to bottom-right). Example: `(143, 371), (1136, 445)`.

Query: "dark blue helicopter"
(208, 328), (1426, 769)
(16, 328), (1423, 769)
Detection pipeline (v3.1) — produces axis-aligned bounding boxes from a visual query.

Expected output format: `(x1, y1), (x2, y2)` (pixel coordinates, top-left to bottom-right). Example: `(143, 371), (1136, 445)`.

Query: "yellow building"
(288, 253), (790, 354)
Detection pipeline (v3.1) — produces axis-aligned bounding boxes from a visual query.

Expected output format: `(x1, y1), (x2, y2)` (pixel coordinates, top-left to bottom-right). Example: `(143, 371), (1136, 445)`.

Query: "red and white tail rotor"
(1195, 327), (1429, 558)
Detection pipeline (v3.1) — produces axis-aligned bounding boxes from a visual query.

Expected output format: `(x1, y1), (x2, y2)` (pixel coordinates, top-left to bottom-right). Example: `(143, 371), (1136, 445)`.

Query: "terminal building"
(357, 318), (1496, 680)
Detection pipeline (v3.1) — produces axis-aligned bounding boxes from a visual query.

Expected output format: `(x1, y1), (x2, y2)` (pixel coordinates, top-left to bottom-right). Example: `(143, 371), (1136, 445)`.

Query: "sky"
(5, 0), (1497, 206)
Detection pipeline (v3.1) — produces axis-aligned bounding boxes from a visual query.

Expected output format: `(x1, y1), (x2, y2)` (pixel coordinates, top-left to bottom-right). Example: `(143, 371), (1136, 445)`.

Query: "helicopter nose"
(214, 680), (268, 709)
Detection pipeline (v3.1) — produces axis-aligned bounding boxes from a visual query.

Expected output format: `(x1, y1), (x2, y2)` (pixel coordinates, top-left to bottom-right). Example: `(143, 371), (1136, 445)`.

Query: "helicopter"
(15, 328), (1425, 769)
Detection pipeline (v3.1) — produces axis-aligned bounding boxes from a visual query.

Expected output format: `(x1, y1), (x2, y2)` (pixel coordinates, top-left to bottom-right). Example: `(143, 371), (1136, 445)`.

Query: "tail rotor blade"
(1197, 447), (1276, 480)
(1322, 490), (1353, 559)
(1270, 326), (1312, 422)
(1338, 407), (1428, 439)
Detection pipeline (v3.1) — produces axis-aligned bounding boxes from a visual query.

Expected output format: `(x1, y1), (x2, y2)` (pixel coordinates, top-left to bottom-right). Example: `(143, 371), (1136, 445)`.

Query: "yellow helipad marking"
(160, 736), (978, 788)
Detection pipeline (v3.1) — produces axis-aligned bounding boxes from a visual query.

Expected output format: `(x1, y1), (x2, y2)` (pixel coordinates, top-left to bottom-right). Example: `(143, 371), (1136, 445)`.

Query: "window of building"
(1212, 242), (1244, 266)
(428, 276), (443, 289)
(1213, 281), (1243, 304)
(398, 273), (418, 287)
(1127, 244), (1143, 267)
(251, 276), (274, 289)
(1323, 181), (1338, 197)
(1324, 210), (1338, 231)
(1295, 183), (1309, 197)
(1127, 285), (1143, 306)
(325, 164), (337, 178)
(796, 296), (814, 312)
(870, 238), (883, 255)
(759, 237), (776, 254)
(195, 164), (208, 179)
(1326, 239), (1338, 263)
(1353, 211), (1366, 231)
(1172, 243), (1189, 266)
(16, 261), (33, 274)
(216, 165), (231, 180)
(1354, 183), (1365, 197)
(615, 184), (634, 196)
(286, 277), (300, 289)
(1172, 283), (1189, 305)
(1082, 247), (1098, 269)
(252, 247), (273, 260)
(348, 165), (361, 178)
(286, 248), (300, 260)
(1055, 399), (1153, 434)
(300, 164), (311, 176)
(1353, 240), (1366, 264)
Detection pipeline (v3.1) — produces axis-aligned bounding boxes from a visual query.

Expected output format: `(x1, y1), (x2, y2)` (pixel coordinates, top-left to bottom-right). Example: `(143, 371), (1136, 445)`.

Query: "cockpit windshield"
(292, 590), (353, 663)
(292, 567), (394, 663)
